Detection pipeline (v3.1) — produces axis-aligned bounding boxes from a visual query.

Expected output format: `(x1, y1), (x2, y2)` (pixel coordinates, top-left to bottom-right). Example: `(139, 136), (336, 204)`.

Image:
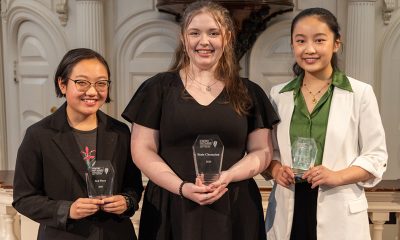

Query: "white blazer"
(265, 76), (387, 240)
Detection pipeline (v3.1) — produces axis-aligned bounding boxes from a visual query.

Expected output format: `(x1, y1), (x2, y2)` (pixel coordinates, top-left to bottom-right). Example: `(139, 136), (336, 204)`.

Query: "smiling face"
(58, 58), (109, 121)
(184, 11), (225, 71)
(292, 16), (340, 79)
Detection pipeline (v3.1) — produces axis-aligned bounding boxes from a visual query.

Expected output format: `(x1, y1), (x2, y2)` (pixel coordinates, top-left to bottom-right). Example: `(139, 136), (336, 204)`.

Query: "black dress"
(122, 72), (279, 240)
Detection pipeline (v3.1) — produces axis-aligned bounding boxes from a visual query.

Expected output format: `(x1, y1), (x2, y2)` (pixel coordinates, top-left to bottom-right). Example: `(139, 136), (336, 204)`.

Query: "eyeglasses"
(68, 79), (111, 92)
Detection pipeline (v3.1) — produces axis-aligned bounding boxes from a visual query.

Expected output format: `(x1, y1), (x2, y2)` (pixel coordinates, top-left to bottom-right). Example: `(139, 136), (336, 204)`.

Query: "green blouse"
(280, 71), (353, 167)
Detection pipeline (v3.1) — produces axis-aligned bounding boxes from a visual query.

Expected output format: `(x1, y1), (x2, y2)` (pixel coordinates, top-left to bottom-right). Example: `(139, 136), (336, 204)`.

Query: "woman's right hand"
(273, 164), (295, 188)
(181, 179), (223, 205)
(69, 198), (104, 219)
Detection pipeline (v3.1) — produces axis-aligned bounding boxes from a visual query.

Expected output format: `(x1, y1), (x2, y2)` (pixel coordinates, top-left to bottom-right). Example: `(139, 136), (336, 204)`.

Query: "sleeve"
(12, 127), (72, 230)
(261, 86), (282, 181)
(247, 80), (280, 133)
(351, 84), (388, 187)
(269, 86), (281, 162)
(121, 73), (164, 130)
(119, 124), (144, 217)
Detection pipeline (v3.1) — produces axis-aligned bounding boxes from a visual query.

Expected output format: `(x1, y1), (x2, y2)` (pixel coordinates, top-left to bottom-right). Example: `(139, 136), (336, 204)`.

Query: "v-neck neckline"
(176, 72), (225, 107)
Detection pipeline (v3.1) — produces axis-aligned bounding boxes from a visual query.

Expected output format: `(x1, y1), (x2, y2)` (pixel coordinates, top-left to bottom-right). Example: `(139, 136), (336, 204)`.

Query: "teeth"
(83, 99), (96, 103)
(304, 58), (318, 63)
(196, 50), (212, 54)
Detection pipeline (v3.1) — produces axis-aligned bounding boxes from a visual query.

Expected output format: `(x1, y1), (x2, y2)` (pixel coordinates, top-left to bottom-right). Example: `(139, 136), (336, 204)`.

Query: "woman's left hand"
(195, 171), (231, 205)
(302, 166), (342, 188)
(100, 195), (127, 214)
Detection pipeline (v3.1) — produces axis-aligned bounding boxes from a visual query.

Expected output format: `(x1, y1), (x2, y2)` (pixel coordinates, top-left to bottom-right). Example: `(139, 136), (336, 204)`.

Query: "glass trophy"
(86, 160), (115, 199)
(193, 135), (224, 185)
(292, 137), (317, 179)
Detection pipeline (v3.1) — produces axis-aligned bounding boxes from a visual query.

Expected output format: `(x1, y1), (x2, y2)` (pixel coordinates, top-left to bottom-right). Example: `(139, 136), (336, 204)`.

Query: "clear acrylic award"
(193, 135), (224, 185)
(292, 137), (318, 177)
(86, 160), (115, 198)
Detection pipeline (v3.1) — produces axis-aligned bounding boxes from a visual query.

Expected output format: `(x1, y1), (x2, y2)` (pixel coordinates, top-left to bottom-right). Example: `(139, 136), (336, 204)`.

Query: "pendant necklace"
(302, 81), (331, 104)
(190, 76), (218, 92)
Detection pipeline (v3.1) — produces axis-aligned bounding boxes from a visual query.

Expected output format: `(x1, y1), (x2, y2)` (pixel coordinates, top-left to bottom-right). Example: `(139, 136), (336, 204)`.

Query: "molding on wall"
(113, 11), (179, 184)
(55, 0), (68, 26)
(114, 11), (179, 117)
(1, 0), (8, 22)
(76, 0), (105, 54)
(382, 0), (397, 25)
(249, 19), (293, 93)
(2, 0), (68, 169)
(345, 0), (376, 87)
(3, 1), (69, 66)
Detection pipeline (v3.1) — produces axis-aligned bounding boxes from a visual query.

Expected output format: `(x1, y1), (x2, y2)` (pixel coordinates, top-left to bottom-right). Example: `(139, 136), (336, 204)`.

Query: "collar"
(50, 102), (109, 132)
(279, 70), (353, 94)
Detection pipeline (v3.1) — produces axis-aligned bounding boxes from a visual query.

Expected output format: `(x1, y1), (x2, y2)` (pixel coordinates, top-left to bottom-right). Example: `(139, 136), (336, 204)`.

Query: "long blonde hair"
(169, 1), (252, 115)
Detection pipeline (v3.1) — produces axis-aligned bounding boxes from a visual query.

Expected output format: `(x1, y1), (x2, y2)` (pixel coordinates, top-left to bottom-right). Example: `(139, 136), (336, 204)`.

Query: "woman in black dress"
(122, 2), (279, 240)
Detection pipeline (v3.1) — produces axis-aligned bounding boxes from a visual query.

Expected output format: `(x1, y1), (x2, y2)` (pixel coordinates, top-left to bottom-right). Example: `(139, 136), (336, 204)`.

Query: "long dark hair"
(290, 8), (341, 76)
(54, 48), (111, 103)
(169, 1), (252, 115)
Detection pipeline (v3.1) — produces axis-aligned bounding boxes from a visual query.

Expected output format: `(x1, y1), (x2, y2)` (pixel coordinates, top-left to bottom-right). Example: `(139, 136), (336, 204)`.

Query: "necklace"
(302, 81), (331, 104)
(189, 76), (218, 92)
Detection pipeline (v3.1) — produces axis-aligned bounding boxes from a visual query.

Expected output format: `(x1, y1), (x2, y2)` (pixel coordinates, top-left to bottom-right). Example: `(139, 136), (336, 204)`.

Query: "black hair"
(54, 48), (111, 103)
(290, 8), (341, 76)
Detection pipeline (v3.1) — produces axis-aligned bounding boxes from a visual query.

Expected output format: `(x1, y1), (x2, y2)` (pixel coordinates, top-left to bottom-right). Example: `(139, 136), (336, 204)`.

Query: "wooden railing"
(0, 171), (19, 240)
(0, 171), (399, 240)
(365, 180), (400, 240)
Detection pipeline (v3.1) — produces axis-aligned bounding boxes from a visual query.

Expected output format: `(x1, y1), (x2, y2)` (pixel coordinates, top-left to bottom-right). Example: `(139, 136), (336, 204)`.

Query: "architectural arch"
(249, 19), (293, 94)
(114, 12), (179, 116)
(2, 0), (68, 169)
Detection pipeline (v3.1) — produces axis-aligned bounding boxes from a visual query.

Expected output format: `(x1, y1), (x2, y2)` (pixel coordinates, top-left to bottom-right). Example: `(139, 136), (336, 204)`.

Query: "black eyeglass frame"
(67, 78), (111, 92)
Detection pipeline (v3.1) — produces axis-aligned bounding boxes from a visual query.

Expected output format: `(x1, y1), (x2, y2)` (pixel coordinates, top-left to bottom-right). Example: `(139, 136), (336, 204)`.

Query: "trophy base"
(197, 173), (220, 185)
(293, 168), (307, 183)
(88, 195), (112, 199)
(292, 168), (307, 175)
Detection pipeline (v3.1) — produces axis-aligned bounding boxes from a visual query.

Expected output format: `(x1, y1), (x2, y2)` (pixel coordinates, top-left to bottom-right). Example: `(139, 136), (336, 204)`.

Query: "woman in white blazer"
(264, 8), (387, 240)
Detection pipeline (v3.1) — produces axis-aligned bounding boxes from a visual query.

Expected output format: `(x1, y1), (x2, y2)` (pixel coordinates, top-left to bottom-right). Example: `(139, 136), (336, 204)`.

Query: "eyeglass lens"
(71, 79), (110, 92)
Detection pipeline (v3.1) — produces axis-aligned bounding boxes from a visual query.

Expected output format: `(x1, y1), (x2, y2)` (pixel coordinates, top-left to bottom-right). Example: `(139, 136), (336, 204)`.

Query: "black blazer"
(13, 103), (143, 240)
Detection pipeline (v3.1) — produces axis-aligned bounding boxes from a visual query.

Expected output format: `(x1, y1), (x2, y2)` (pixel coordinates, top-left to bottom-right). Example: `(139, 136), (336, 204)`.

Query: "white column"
(0, 19), (7, 170)
(76, 0), (105, 55)
(345, 0), (376, 86)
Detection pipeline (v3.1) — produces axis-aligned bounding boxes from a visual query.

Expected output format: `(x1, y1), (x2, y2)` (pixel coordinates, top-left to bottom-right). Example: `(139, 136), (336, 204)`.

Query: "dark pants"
(290, 182), (318, 240)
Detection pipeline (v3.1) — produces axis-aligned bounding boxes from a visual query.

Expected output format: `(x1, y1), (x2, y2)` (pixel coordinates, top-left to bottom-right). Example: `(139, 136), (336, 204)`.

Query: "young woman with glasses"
(13, 48), (143, 240)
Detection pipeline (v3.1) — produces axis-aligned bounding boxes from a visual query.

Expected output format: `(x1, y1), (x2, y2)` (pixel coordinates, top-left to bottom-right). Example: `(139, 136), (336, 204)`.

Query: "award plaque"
(193, 135), (224, 185)
(86, 160), (115, 198)
(291, 137), (317, 178)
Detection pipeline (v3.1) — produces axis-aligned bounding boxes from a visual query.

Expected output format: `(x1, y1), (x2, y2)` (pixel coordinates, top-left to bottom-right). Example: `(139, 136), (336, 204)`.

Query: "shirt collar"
(279, 70), (353, 93)
(331, 70), (353, 92)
